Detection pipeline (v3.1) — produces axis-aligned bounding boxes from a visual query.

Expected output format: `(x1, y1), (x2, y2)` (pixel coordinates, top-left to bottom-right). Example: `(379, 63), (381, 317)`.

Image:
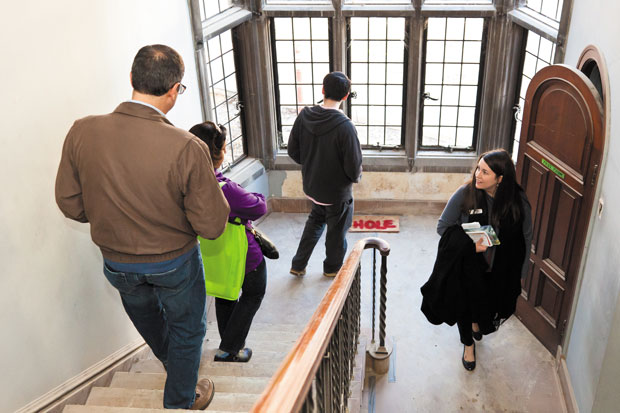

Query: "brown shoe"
(290, 268), (306, 276)
(190, 378), (215, 410)
(323, 271), (338, 277)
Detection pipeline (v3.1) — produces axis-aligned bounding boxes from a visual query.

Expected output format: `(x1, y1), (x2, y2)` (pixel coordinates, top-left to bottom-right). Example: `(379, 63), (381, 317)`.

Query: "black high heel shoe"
(462, 343), (476, 371)
(472, 329), (483, 341)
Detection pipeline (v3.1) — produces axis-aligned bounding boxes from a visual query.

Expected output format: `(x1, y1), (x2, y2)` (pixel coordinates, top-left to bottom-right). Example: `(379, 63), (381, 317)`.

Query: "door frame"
(560, 45), (610, 356)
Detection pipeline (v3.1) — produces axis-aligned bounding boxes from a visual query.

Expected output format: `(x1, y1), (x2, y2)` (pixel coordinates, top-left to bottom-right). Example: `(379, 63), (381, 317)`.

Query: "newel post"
(365, 238), (392, 374)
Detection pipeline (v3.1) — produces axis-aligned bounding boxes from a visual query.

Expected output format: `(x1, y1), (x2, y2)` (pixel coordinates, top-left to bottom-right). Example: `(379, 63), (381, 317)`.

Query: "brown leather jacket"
(55, 102), (230, 263)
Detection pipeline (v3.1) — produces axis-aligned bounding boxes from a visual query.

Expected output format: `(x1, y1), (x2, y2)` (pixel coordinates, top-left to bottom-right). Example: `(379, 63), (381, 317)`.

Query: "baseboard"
(16, 338), (147, 413)
(268, 197), (446, 215)
(557, 351), (579, 413)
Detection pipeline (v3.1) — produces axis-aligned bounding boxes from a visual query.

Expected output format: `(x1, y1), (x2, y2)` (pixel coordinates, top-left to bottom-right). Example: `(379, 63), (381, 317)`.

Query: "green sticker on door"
(541, 158), (565, 179)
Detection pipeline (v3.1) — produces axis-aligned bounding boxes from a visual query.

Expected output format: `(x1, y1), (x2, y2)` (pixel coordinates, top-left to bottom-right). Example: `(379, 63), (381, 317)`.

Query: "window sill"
(274, 149), (476, 172)
(413, 151), (477, 172)
(221, 157), (266, 188)
(362, 149), (410, 172)
(274, 149), (410, 172)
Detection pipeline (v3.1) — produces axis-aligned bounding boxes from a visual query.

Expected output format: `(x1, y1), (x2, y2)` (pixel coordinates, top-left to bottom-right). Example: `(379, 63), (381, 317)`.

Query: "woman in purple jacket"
(189, 121), (267, 363)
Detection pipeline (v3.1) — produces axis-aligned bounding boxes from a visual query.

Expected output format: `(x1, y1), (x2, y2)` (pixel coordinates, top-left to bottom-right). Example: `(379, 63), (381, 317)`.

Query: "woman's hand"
(475, 238), (489, 253)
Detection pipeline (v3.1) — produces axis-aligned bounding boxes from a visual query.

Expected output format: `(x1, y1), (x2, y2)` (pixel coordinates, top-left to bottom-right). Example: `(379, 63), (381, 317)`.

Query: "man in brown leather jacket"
(55, 44), (229, 410)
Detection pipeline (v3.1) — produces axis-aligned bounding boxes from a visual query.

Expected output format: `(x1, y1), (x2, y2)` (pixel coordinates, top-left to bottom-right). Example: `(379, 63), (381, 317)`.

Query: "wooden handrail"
(250, 237), (390, 413)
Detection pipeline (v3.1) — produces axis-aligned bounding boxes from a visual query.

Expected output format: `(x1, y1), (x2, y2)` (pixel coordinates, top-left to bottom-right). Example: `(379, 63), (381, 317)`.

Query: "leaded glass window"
(199, 0), (234, 21)
(348, 17), (407, 148)
(272, 17), (331, 146)
(205, 30), (246, 166)
(420, 17), (486, 150)
(524, 0), (563, 25)
(511, 31), (556, 161)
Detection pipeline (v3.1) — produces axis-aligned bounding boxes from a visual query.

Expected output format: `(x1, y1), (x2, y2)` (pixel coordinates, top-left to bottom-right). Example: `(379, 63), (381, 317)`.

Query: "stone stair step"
(202, 337), (296, 353)
(206, 322), (304, 334)
(141, 347), (286, 365)
(131, 359), (281, 377)
(64, 405), (196, 412)
(110, 372), (270, 394)
(86, 387), (257, 411)
(204, 328), (300, 343)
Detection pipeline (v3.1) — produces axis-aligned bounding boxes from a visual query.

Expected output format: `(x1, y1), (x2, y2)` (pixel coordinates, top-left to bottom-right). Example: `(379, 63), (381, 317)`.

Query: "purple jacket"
(216, 170), (267, 273)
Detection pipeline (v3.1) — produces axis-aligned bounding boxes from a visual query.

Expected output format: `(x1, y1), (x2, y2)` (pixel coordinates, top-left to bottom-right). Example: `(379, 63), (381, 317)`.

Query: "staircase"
(62, 322), (366, 412)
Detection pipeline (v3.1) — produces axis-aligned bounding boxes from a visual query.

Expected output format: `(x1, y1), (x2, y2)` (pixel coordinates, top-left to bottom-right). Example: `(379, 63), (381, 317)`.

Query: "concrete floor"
(208, 212), (566, 413)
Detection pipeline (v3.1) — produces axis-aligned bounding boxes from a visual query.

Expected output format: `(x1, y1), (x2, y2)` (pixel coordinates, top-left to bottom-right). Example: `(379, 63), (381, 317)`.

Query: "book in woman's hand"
(461, 222), (500, 247)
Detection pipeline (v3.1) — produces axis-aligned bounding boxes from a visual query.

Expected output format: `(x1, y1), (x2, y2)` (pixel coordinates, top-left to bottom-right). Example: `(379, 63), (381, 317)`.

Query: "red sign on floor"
(349, 216), (400, 233)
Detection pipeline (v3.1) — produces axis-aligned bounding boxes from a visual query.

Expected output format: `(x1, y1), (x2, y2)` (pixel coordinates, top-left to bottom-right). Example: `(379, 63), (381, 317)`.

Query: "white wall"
(562, 1), (620, 412)
(0, 1), (203, 411)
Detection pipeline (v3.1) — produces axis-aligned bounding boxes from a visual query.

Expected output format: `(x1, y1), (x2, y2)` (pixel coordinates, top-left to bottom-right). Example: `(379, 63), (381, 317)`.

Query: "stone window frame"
(188, 0), (573, 175)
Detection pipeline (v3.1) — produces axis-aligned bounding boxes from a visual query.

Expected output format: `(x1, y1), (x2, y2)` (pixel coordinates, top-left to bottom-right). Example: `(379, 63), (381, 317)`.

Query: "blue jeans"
(292, 198), (354, 273)
(103, 248), (206, 409)
(215, 258), (267, 353)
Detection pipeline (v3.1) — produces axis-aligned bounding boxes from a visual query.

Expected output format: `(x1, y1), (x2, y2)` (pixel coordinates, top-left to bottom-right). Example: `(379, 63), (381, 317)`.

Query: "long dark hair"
(463, 149), (523, 227)
(189, 121), (227, 165)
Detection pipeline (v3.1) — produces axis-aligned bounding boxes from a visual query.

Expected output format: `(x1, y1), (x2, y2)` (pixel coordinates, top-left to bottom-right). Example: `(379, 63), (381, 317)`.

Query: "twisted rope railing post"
(379, 253), (387, 348)
(372, 248), (376, 343)
(366, 239), (392, 374)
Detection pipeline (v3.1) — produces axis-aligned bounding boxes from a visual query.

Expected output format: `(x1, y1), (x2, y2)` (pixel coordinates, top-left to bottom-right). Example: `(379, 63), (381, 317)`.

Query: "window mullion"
(457, 20), (466, 148)
(438, 17), (447, 147)
(383, 17), (388, 144)
(366, 17), (370, 146)
(406, 15), (423, 161)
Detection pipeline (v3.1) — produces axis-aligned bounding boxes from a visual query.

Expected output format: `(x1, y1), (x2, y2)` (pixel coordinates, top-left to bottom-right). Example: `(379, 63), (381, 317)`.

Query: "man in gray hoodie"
(287, 71), (363, 277)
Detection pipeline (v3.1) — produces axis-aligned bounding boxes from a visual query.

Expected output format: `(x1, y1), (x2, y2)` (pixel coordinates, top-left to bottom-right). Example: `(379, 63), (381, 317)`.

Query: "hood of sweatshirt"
(300, 105), (350, 135)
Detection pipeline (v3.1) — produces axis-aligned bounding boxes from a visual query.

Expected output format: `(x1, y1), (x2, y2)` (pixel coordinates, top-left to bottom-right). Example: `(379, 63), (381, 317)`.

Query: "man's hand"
(475, 238), (488, 253)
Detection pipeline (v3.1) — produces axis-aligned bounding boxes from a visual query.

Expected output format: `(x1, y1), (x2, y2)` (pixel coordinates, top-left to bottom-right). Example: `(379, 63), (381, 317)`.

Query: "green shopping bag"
(199, 184), (248, 300)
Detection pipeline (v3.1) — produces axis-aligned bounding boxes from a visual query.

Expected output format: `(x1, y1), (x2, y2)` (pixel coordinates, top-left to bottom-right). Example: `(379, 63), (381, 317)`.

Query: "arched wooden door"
(515, 64), (604, 354)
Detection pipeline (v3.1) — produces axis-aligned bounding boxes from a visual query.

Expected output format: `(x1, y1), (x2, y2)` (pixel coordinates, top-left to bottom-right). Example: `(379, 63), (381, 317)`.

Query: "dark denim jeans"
(215, 258), (267, 353)
(291, 198), (354, 274)
(103, 248), (206, 409)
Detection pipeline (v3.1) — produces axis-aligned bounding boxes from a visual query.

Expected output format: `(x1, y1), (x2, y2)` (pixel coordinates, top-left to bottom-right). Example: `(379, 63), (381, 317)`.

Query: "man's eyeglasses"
(177, 83), (187, 95)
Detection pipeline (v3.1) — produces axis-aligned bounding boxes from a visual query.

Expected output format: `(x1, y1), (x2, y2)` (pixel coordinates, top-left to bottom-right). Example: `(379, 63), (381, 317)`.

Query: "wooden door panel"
(516, 64), (604, 353)
(521, 258), (535, 300)
(522, 155), (548, 253)
(523, 143), (586, 193)
(544, 181), (581, 274)
(530, 84), (592, 176)
(534, 268), (564, 328)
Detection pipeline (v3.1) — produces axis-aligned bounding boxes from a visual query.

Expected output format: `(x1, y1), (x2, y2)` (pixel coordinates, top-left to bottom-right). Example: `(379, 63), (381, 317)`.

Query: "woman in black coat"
(436, 149), (532, 371)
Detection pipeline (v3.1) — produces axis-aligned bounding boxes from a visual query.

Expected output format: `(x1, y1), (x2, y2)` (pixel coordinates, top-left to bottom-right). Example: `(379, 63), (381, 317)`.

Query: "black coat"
(420, 222), (525, 333)
(420, 225), (488, 327)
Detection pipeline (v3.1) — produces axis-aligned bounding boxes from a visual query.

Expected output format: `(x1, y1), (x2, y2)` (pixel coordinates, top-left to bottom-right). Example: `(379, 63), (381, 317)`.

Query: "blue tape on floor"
(368, 375), (376, 413)
(388, 336), (396, 383)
